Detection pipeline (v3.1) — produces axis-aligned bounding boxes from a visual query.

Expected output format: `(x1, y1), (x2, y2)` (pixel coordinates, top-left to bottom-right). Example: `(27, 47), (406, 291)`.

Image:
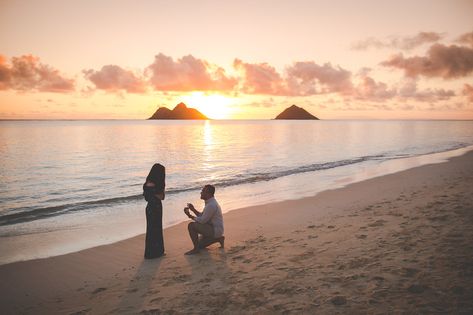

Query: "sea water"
(1, 120), (472, 265)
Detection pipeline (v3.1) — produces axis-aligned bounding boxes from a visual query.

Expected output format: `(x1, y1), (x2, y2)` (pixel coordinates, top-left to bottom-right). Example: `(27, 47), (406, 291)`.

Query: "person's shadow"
(183, 245), (234, 307)
(115, 257), (163, 313)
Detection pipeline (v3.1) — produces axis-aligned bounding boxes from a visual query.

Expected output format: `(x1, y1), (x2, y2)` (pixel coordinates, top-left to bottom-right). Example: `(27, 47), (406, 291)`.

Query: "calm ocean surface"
(1, 120), (473, 264)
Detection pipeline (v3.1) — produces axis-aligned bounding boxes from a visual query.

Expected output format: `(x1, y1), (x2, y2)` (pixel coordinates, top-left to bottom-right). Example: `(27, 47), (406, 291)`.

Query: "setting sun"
(181, 92), (237, 119)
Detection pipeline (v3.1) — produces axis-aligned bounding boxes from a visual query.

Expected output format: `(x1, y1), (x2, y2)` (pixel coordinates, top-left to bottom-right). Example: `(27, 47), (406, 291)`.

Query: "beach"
(1, 151), (472, 314)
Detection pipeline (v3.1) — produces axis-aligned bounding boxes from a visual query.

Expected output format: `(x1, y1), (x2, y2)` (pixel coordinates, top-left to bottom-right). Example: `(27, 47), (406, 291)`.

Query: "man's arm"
(194, 204), (216, 224)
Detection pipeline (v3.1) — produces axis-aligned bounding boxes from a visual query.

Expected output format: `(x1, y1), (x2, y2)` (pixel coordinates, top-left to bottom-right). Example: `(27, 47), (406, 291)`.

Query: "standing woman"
(143, 163), (166, 259)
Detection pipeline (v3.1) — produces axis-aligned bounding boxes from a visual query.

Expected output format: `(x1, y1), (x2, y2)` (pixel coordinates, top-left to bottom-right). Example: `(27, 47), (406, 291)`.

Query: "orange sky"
(1, 0), (473, 119)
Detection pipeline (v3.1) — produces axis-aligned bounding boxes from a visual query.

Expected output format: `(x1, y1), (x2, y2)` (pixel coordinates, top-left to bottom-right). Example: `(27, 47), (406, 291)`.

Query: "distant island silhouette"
(275, 105), (319, 120)
(148, 103), (208, 120)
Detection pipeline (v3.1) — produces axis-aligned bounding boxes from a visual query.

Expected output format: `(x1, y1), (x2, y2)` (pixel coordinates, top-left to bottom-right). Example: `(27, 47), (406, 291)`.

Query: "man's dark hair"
(205, 184), (215, 196)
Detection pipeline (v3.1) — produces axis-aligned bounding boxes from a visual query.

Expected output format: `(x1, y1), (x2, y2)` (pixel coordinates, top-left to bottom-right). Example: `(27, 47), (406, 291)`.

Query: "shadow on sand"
(115, 257), (163, 313)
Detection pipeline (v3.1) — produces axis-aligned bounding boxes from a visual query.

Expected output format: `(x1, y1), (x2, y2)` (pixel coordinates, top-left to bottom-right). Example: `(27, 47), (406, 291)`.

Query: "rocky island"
(275, 105), (319, 120)
(148, 102), (208, 120)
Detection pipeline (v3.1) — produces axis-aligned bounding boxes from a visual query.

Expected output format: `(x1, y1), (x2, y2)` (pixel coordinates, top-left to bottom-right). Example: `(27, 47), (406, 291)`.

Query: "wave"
(0, 142), (470, 226)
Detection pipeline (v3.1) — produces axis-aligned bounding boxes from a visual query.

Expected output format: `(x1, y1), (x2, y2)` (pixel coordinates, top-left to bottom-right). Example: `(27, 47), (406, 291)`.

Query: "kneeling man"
(184, 184), (224, 255)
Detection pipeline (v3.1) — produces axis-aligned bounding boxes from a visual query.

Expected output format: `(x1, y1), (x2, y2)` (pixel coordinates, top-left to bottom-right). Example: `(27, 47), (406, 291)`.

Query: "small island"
(274, 105), (319, 120)
(148, 102), (208, 120)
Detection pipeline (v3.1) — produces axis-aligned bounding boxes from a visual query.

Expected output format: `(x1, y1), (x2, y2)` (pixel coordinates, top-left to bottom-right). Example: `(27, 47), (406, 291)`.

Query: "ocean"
(1, 119), (473, 265)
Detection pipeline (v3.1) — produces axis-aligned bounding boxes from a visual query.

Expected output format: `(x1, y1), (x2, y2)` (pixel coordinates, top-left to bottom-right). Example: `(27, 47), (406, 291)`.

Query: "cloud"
(381, 44), (473, 79)
(352, 32), (444, 51)
(234, 59), (353, 96)
(146, 53), (237, 91)
(463, 83), (473, 102)
(233, 59), (289, 95)
(285, 61), (353, 95)
(398, 79), (455, 102)
(0, 55), (11, 90)
(0, 54), (75, 92)
(457, 31), (473, 47)
(354, 74), (397, 100)
(84, 65), (147, 93)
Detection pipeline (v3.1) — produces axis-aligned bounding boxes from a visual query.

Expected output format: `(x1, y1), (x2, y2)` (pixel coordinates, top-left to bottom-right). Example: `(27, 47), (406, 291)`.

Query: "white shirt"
(194, 197), (224, 238)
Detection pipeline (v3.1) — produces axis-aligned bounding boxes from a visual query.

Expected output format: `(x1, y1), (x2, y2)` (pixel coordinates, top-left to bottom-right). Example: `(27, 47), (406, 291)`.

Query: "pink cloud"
(381, 44), (473, 79)
(84, 65), (147, 93)
(354, 74), (396, 100)
(233, 59), (289, 95)
(234, 59), (353, 96)
(0, 55), (11, 90)
(0, 54), (74, 92)
(352, 32), (444, 51)
(398, 79), (455, 102)
(463, 83), (473, 102)
(146, 53), (236, 91)
(286, 61), (353, 95)
(457, 31), (473, 47)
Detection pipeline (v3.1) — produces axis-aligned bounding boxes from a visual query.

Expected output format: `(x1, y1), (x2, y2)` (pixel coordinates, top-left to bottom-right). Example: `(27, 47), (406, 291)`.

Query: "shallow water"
(1, 120), (472, 264)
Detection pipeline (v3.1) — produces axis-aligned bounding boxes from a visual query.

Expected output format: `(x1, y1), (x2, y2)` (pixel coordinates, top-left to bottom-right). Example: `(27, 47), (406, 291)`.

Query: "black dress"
(143, 184), (165, 258)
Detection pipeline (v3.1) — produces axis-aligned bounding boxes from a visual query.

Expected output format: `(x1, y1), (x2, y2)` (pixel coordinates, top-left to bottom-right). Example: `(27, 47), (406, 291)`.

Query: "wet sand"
(1, 151), (472, 314)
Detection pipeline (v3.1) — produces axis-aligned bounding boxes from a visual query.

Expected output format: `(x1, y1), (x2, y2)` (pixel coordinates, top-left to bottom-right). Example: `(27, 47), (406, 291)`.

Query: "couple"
(143, 163), (225, 259)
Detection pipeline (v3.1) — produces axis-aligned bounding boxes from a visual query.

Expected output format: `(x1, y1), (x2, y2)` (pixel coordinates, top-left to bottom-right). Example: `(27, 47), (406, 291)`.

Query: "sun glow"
(181, 92), (236, 119)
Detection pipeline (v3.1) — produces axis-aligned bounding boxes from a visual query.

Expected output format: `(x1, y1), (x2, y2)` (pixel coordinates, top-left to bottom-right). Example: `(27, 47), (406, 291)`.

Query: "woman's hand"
(156, 191), (165, 200)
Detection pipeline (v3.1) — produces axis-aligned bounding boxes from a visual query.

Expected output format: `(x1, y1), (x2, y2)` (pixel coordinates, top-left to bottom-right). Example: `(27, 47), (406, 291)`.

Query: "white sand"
(1, 151), (472, 314)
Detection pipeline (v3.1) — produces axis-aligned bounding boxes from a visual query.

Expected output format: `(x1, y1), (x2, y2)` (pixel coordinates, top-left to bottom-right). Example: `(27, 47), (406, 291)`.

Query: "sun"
(181, 92), (236, 119)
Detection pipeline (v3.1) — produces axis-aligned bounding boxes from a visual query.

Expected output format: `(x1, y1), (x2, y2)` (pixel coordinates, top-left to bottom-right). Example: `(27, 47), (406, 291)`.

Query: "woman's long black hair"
(146, 163), (165, 190)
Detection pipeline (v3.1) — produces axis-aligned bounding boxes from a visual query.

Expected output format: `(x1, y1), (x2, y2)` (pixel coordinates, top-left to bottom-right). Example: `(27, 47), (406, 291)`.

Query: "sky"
(1, 0), (473, 119)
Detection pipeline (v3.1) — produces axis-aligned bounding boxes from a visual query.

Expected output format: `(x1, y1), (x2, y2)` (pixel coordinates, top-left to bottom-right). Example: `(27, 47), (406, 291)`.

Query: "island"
(274, 105), (319, 120)
(148, 102), (208, 120)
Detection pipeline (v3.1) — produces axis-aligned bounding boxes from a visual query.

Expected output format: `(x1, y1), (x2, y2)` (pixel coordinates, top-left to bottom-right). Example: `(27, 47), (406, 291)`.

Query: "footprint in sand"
(451, 285), (465, 295)
(140, 308), (162, 314)
(407, 284), (427, 294)
(150, 297), (163, 304)
(368, 220), (386, 227)
(232, 255), (245, 260)
(330, 295), (347, 306)
(69, 308), (91, 315)
(172, 274), (191, 283)
(257, 261), (272, 268)
(91, 287), (107, 295)
(356, 234), (367, 239)
(403, 268), (419, 277)
(372, 276), (385, 282)
(227, 245), (246, 254)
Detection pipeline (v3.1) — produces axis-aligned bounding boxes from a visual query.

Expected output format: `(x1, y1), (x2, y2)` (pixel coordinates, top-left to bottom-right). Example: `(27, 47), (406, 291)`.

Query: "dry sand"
(1, 151), (472, 314)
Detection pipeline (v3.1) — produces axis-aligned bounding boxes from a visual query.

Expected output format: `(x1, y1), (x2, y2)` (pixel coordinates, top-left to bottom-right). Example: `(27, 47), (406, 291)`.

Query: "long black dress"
(143, 184), (164, 258)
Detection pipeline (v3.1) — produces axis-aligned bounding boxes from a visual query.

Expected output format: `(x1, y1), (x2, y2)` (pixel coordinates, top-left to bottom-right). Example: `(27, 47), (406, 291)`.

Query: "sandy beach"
(1, 151), (472, 314)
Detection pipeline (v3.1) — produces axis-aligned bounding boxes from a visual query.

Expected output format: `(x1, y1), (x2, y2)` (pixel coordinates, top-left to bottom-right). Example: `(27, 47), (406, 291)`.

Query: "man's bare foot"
(185, 248), (200, 255)
(218, 236), (225, 248)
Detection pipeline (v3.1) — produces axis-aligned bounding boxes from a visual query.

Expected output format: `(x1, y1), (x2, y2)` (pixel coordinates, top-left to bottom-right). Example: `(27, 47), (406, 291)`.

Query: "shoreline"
(1, 150), (472, 313)
(1, 145), (472, 266)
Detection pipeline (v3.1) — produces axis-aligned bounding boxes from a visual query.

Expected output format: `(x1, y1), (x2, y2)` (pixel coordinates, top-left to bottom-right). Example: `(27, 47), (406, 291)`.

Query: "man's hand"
(184, 207), (194, 219)
(187, 203), (196, 212)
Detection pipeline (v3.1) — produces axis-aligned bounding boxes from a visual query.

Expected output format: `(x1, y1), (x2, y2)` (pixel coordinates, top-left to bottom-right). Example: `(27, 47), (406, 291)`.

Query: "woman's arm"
(156, 191), (165, 200)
